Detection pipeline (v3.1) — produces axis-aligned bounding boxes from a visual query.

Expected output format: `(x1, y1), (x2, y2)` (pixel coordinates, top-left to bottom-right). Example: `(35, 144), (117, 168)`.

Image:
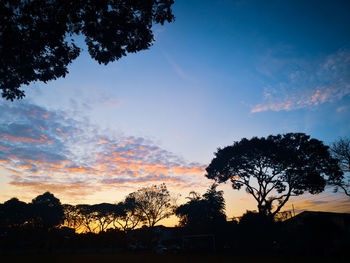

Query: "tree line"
(1, 133), (349, 234)
(0, 183), (229, 234)
(0, 184), (175, 233)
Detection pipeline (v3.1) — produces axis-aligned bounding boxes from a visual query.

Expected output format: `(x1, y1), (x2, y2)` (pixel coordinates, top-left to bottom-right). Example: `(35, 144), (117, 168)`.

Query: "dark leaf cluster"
(175, 184), (226, 230)
(0, 192), (64, 230)
(0, 0), (175, 100)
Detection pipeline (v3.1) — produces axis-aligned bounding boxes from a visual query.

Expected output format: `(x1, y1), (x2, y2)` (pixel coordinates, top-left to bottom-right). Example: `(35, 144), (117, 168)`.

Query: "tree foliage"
(30, 191), (64, 229)
(206, 133), (343, 217)
(63, 204), (84, 231)
(61, 184), (175, 232)
(129, 183), (176, 227)
(0, 0), (175, 100)
(75, 204), (97, 233)
(0, 198), (29, 228)
(0, 192), (64, 230)
(113, 196), (144, 232)
(175, 184), (226, 229)
(90, 203), (118, 232)
(330, 137), (350, 196)
(239, 210), (273, 226)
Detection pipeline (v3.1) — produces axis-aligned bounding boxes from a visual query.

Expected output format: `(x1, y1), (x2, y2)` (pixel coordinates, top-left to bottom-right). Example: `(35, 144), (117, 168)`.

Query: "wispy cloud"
(0, 102), (207, 198)
(336, 106), (348, 113)
(288, 191), (350, 214)
(162, 52), (199, 84)
(251, 49), (350, 113)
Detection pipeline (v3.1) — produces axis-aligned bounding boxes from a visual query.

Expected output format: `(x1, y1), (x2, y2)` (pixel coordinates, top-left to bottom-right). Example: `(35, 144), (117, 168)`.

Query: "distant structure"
(284, 211), (350, 254)
(285, 211), (350, 230)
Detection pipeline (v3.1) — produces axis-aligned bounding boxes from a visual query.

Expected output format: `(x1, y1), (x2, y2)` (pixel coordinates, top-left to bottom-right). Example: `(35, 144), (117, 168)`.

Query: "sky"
(1, 0), (350, 225)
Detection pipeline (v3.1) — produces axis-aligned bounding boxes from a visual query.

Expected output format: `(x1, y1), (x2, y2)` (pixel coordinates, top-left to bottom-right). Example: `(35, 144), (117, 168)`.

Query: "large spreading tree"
(0, 0), (175, 100)
(206, 133), (343, 218)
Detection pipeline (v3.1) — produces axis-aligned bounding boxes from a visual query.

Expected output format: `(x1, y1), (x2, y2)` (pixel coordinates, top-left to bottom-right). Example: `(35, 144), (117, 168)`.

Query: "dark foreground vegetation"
(1, 253), (348, 263)
(1, 193), (349, 259)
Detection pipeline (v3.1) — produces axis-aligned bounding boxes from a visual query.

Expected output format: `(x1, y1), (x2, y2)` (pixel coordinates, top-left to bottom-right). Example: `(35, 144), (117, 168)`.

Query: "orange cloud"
(251, 85), (349, 113)
(0, 104), (207, 200)
(56, 128), (67, 137)
(252, 49), (350, 113)
(172, 165), (205, 175)
(251, 102), (291, 113)
(311, 90), (320, 103)
(17, 164), (33, 169)
(1, 134), (52, 143)
(8, 180), (99, 198)
(0, 145), (10, 151)
(66, 166), (92, 173)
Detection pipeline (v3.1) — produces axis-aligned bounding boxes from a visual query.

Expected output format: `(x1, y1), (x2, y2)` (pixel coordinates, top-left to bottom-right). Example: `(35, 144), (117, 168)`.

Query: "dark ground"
(0, 253), (348, 263)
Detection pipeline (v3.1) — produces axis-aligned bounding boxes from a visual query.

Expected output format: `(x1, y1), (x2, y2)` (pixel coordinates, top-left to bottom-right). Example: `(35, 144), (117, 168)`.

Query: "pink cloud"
(0, 102), (207, 198)
(251, 49), (350, 113)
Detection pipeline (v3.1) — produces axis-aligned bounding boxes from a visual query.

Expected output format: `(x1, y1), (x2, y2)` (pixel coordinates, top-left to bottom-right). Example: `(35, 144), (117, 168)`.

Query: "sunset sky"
(1, 0), (350, 225)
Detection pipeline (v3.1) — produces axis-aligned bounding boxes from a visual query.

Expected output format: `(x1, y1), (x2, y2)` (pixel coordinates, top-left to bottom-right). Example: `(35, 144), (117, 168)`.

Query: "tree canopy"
(175, 184), (226, 229)
(61, 184), (176, 233)
(129, 183), (176, 227)
(30, 191), (64, 229)
(0, 0), (175, 100)
(0, 198), (29, 228)
(330, 137), (350, 196)
(205, 133), (343, 217)
(0, 192), (64, 230)
(113, 195), (144, 232)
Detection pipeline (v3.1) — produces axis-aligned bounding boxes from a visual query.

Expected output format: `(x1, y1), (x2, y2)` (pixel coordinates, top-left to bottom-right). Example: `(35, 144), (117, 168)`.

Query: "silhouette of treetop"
(330, 137), (350, 196)
(129, 183), (176, 227)
(31, 191), (64, 229)
(0, 0), (175, 100)
(206, 133), (343, 217)
(175, 184), (226, 229)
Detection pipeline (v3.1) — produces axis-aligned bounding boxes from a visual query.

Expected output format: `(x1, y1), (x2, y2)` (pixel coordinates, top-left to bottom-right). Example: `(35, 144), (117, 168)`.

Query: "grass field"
(0, 253), (348, 263)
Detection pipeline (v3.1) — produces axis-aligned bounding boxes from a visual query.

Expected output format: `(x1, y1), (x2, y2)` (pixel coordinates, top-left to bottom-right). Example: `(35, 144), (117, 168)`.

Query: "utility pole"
(292, 204), (296, 217)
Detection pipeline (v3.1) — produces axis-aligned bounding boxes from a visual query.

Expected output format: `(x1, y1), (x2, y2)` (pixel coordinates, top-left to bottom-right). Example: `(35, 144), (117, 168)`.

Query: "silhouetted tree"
(238, 210), (280, 252)
(175, 184), (226, 229)
(203, 184), (226, 222)
(330, 137), (350, 196)
(175, 191), (201, 227)
(239, 210), (273, 226)
(113, 196), (144, 232)
(0, 0), (175, 100)
(63, 204), (83, 231)
(0, 198), (29, 228)
(129, 183), (176, 227)
(30, 192), (64, 229)
(90, 203), (117, 232)
(206, 133), (343, 218)
(75, 204), (96, 233)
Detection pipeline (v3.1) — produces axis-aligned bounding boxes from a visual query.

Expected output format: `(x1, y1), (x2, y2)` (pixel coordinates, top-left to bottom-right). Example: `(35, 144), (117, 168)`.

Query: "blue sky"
(1, 0), (350, 221)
